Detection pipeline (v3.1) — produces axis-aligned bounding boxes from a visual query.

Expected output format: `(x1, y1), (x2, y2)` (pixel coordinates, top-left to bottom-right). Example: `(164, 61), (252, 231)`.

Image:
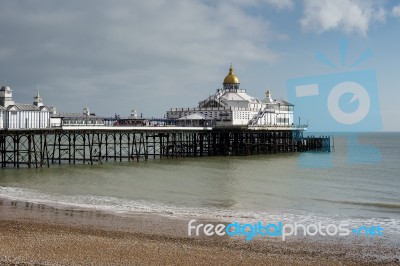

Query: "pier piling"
(0, 128), (330, 168)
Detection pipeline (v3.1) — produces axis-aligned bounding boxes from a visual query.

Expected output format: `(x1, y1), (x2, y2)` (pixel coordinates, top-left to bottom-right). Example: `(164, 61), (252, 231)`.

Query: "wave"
(312, 198), (400, 210)
(1, 186), (400, 234)
(0, 186), (259, 220)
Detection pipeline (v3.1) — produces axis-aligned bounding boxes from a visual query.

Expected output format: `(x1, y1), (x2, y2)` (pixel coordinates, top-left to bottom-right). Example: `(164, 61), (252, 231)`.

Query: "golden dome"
(223, 65), (240, 84)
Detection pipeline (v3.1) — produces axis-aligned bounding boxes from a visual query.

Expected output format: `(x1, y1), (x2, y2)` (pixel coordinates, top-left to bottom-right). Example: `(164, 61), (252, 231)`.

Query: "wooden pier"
(0, 127), (330, 168)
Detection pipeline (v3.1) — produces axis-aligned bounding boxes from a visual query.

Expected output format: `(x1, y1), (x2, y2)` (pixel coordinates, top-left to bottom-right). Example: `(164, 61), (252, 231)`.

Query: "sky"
(0, 0), (399, 131)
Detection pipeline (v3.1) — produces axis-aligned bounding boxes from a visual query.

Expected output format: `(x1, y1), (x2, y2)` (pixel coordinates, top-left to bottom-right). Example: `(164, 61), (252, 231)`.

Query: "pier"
(0, 127), (330, 168)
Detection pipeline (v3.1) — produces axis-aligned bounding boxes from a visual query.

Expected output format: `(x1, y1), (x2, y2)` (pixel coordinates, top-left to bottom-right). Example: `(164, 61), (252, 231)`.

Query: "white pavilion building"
(166, 66), (294, 128)
(0, 85), (51, 129)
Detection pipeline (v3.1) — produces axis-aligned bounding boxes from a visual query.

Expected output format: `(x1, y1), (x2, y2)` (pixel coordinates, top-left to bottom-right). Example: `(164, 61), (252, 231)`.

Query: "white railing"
(248, 124), (308, 130)
(169, 106), (266, 112)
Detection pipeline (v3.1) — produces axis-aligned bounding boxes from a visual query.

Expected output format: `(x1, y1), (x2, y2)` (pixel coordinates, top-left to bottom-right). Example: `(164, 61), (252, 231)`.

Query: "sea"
(1, 132), (399, 237)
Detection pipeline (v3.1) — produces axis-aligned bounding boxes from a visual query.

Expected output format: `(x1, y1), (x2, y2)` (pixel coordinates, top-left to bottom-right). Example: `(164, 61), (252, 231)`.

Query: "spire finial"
(34, 85), (40, 98)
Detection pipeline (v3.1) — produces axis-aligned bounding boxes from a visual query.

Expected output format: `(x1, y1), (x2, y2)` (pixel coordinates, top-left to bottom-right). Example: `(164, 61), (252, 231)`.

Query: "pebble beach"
(1, 198), (399, 266)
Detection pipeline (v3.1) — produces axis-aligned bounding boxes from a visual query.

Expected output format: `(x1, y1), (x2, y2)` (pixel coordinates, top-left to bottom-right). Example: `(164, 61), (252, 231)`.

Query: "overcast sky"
(1, 0), (399, 130)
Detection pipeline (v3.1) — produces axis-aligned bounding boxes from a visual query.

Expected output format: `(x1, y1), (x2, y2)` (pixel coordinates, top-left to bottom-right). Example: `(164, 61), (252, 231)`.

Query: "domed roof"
(223, 65), (240, 84)
(0, 85), (11, 91)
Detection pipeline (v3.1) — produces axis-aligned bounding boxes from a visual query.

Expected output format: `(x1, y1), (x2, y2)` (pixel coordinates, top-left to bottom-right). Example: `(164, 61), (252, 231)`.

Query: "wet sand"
(0, 198), (399, 265)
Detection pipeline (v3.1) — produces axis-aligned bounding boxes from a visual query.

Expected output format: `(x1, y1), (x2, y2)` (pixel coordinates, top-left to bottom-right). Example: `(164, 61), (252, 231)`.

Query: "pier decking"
(0, 127), (330, 168)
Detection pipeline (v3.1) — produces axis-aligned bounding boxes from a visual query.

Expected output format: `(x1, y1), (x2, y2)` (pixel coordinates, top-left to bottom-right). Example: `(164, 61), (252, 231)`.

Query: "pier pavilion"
(167, 65), (295, 128)
(0, 85), (52, 129)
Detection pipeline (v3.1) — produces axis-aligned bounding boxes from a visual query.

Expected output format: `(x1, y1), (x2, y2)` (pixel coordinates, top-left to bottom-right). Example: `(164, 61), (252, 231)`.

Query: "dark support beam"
(0, 129), (330, 168)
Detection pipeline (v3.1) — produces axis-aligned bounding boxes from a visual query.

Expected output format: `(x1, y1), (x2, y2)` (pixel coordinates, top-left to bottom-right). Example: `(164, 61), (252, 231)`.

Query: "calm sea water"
(0, 132), (399, 235)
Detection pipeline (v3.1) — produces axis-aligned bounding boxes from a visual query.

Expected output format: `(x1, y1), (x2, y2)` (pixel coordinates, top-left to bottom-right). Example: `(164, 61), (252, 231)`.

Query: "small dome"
(223, 65), (240, 84)
(0, 85), (11, 91)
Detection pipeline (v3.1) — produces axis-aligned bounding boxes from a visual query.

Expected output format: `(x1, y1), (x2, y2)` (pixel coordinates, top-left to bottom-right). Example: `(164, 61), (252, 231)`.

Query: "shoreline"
(0, 198), (399, 265)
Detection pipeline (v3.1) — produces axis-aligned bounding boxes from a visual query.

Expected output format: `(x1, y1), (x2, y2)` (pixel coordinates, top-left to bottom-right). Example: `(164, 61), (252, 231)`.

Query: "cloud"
(392, 5), (400, 17)
(300, 0), (386, 35)
(221, 0), (294, 10)
(0, 0), (279, 117)
(264, 0), (294, 11)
